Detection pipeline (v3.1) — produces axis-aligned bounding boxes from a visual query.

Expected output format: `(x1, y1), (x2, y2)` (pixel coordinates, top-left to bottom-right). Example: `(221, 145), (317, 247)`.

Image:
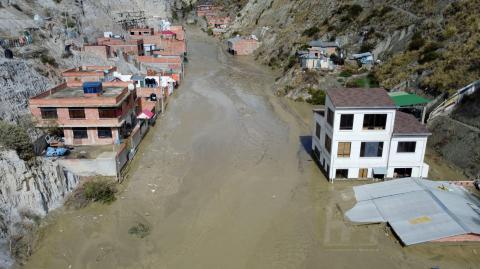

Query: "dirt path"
(22, 27), (480, 269)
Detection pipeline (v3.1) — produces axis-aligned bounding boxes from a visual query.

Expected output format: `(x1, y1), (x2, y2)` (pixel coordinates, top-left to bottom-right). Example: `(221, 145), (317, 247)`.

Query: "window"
(315, 123), (321, 139)
(313, 146), (320, 159)
(360, 142), (383, 157)
(327, 108), (334, 126)
(73, 128), (88, 139)
(397, 141), (416, 153)
(324, 134), (332, 154)
(97, 127), (112, 138)
(394, 168), (412, 178)
(99, 108), (119, 118)
(69, 108), (85, 119)
(363, 114), (387, 130)
(337, 142), (351, 157)
(40, 107), (58, 119)
(359, 168), (368, 178)
(339, 114), (354, 130)
(335, 169), (348, 179)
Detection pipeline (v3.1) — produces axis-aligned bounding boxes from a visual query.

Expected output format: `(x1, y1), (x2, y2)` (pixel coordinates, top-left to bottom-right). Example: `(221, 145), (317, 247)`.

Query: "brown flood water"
(22, 27), (479, 269)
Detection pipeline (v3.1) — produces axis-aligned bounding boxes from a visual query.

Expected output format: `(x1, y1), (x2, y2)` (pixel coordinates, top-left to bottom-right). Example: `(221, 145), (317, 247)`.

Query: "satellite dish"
(128, 83), (135, 90)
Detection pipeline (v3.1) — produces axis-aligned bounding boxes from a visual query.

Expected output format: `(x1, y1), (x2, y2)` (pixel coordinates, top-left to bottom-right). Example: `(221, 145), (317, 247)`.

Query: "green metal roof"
(388, 91), (431, 107)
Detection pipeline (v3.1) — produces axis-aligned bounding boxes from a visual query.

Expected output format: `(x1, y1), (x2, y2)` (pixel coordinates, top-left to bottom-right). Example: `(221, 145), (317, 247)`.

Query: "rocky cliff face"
(0, 151), (80, 266)
(0, 59), (52, 123)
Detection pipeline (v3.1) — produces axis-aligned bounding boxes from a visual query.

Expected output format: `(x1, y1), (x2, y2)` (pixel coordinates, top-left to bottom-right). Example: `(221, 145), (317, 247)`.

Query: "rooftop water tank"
(83, 81), (103, 94)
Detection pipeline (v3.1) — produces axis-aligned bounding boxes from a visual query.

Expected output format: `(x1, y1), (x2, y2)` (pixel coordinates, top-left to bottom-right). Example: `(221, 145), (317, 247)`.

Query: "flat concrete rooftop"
(44, 86), (125, 99)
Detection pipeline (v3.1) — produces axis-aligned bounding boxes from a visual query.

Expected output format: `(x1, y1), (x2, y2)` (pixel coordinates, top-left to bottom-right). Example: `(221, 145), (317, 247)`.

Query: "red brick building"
(96, 37), (145, 57)
(128, 28), (186, 56)
(83, 45), (111, 60)
(62, 66), (117, 83)
(227, 37), (260, 55)
(29, 81), (138, 146)
(129, 27), (155, 37)
(137, 56), (184, 82)
(206, 15), (231, 29)
(169, 26), (186, 41)
(196, 0), (222, 17)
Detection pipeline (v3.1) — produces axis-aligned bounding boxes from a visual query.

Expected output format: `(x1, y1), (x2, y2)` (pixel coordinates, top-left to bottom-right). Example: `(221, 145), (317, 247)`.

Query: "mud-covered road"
(22, 27), (479, 269)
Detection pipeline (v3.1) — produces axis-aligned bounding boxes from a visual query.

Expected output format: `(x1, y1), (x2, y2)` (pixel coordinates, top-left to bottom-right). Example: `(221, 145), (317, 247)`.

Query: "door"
(359, 168), (368, 179)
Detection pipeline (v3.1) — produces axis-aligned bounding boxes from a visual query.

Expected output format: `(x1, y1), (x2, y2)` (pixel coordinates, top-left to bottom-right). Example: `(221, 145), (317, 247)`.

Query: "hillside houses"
(27, 20), (188, 177)
(196, 0), (231, 36)
(196, 0), (223, 17)
(298, 40), (343, 70)
(83, 23), (187, 62)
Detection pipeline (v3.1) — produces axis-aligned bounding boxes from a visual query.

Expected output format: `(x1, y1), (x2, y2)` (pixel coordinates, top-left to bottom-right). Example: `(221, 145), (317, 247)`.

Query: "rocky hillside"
(0, 151), (80, 266)
(0, 59), (52, 123)
(211, 0), (479, 178)
(225, 0), (479, 95)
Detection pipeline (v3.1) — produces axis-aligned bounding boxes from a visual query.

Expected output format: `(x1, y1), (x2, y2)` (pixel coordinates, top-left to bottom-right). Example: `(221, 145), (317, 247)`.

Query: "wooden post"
(422, 106), (427, 124)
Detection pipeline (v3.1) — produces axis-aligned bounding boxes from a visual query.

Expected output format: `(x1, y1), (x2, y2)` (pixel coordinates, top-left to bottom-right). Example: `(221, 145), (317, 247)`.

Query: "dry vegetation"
(375, 1), (480, 94)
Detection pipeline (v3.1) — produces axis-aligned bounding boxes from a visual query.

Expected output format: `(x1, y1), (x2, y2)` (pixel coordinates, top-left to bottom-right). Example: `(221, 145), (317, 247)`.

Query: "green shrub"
(408, 32), (425, 51)
(128, 223), (150, 238)
(418, 51), (439, 64)
(284, 55), (297, 71)
(339, 70), (352, 77)
(40, 54), (58, 67)
(206, 28), (213, 36)
(298, 43), (310, 50)
(377, 5), (393, 17)
(306, 88), (326, 105)
(302, 26), (320, 37)
(346, 73), (379, 88)
(327, 25), (336, 32)
(0, 120), (34, 160)
(422, 42), (442, 54)
(83, 180), (116, 203)
(418, 42), (441, 64)
(348, 4), (363, 17)
(360, 42), (375, 53)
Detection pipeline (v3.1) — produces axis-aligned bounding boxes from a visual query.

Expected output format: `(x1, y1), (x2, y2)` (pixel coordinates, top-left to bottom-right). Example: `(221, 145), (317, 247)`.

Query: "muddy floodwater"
(22, 27), (479, 269)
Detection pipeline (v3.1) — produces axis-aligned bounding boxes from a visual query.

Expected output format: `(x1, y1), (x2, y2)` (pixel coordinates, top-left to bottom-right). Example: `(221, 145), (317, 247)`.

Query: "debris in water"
(128, 223), (150, 238)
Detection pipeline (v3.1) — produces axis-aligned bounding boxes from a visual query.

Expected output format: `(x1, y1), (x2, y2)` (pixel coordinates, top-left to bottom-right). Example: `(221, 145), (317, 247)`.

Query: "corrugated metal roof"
(308, 40), (339, 48)
(352, 52), (373, 59)
(346, 178), (480, 245)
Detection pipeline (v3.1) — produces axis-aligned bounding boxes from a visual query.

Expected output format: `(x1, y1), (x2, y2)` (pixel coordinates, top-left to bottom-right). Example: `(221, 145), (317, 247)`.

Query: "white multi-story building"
(312, 88), (431, 181)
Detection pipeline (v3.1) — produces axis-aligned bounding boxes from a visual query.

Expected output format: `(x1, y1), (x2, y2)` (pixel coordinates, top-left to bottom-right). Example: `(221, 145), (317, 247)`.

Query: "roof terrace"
(30, 82), (131, 107)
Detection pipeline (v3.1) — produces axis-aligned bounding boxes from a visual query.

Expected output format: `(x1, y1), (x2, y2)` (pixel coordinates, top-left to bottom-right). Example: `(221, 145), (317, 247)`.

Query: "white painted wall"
(312, 95), (429, 180)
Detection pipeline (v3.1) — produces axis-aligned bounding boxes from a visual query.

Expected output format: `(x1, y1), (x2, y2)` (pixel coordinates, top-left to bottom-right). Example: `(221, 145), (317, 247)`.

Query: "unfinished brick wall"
(84, 45), (110, 60)
(232, 40), (260, 55)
